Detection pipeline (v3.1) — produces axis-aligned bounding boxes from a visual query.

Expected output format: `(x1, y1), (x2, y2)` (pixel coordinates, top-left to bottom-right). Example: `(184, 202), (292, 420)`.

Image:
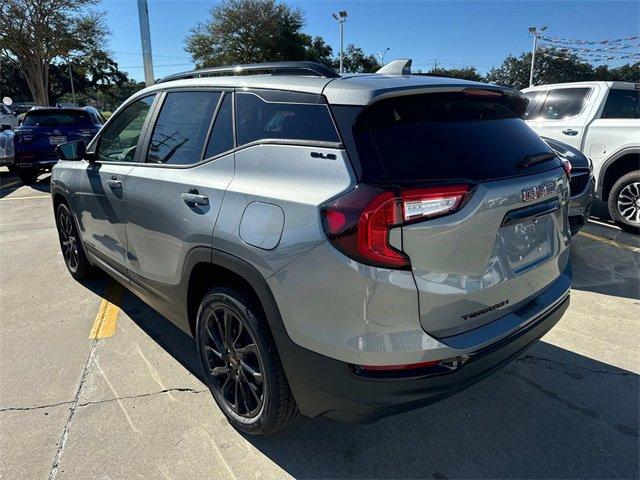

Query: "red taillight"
(560, 158), (572, 178)
(358, 360), (441, 372)
(321, 184), (470, 269)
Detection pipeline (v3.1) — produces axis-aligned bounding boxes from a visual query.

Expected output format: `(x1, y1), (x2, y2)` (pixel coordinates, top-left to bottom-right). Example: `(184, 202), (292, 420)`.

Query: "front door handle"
(562, 129), (578, 136)
(107, 178), (122, 189)
(181, 191), (209, 206)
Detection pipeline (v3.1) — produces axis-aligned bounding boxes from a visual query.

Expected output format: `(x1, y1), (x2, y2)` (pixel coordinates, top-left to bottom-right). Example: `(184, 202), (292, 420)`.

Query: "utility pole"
(137, 0), (155, 86)
(376, 47), (390, 66)
(528, 26), (547, 87)
(332, 11), (348, 74)
(67, 62), (76, 105)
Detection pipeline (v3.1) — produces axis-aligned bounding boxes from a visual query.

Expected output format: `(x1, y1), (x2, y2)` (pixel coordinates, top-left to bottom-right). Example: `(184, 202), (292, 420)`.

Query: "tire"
(195, 286), (299, 435)
(607, 171), (640, 234)
(18, 168), (37, 184)
(55, 202), (93, 280)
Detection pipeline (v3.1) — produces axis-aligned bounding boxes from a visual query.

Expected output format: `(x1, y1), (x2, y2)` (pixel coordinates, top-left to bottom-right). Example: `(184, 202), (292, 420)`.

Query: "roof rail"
(156, 61), (340, 84)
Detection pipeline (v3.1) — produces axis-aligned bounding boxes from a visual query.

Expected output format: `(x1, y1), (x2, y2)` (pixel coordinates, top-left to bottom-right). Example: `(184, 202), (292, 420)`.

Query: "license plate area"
(49, 136), (66, 145)
(499, 213), (553, 275)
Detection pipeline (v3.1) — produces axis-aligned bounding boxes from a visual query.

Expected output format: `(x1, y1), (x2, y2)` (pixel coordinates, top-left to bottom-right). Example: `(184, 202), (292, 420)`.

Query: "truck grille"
(570, 171), (590, 197)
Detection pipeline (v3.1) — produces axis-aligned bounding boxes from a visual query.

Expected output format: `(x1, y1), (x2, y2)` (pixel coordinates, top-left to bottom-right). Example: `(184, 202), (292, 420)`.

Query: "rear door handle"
(181, 192), (209, 206)
(562, 129), (578, 136)
(107, 178), (122, 189)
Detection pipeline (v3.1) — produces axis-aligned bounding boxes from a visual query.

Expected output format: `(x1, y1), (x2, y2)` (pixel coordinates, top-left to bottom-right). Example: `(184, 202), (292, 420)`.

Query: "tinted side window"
(204, 93), (234, 159)
(236, 92), (340, 146)
(97, 95), (155, 162)
(523, 91), (546, 119)
(147, 91), (221, 165)
(601, 89), (640, 119)
(539, 88), (590, 119)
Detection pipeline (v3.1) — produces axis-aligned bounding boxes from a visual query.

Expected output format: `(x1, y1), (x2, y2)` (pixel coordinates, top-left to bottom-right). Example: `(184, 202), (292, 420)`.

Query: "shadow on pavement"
(112, 285), (639, 479)
(74, 206), (639, 480)
(243, 342), (638, 479)
(0, 169), (51, 198)
(92, 278), (638, 479)
(570, 202), (640, 301)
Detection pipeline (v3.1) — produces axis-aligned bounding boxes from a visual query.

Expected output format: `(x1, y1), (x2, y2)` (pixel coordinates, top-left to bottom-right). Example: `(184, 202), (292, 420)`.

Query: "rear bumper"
(15, 153), (57, 170)
(569, 173), (595, 234)
(274, 273), (570, 424)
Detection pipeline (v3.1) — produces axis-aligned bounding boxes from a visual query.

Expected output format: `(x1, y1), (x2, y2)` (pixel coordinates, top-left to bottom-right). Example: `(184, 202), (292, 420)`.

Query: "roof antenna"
(376, 59), (412, 76)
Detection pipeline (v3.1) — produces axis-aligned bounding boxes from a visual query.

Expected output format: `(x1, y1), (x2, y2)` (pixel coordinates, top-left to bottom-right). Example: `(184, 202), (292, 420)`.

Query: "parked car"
(52, 60), (571, 435)
(0, 104), (19, 129)
(14, 106), (104, 184)
(0, 125), (15, 171)
(542, 137), (595, 235)
(522, 82), (639, 232)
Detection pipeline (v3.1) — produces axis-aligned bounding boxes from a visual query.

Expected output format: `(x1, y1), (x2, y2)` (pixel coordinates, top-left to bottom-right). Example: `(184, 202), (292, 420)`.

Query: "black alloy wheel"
(203, 303), (265, 418)
(56, 202), (92, 279)
(196, 287), (299, 435)
(58, 206), (79, 273)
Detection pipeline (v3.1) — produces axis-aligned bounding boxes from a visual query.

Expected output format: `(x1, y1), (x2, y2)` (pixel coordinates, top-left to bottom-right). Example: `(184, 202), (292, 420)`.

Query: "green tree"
(340, 44), (381, 73)
(0, 0), (109, 106)
(606, 63), (640, 82)
(486, 50), (594, 89)
(305, 36), (334, 66)
(423, 66), (484, 82)
(185, 0), (311, 67)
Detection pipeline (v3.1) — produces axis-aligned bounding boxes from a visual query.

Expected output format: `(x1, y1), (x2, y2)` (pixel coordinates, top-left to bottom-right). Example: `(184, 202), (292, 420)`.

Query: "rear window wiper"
(517, 152), (557, 169)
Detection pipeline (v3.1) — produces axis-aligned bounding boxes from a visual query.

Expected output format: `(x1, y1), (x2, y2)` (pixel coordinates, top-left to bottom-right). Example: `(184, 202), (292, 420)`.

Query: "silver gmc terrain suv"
(51, 60), (572, 435)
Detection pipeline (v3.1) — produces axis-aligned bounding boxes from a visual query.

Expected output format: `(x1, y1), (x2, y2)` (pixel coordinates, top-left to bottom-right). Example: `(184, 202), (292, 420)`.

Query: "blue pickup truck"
(14, 106), (104, 184)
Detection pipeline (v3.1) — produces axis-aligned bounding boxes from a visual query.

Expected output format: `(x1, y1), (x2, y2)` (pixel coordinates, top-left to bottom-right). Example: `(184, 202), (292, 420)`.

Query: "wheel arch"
(185, 249), (286, 338)
(598, 148), (640, 200)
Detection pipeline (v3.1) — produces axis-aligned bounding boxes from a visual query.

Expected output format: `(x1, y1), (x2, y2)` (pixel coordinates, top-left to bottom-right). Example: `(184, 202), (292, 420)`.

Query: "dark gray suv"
(51, 60), (572, 435)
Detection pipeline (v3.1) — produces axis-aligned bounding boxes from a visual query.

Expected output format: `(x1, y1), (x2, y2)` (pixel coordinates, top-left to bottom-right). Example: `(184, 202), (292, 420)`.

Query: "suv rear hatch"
(329, 88), (571, 338)
(16, 110), (95, 158)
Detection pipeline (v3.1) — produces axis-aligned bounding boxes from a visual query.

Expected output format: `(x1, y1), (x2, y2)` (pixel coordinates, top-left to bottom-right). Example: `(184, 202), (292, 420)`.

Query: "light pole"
(528, 26), (547, 87)
(137, 0), (155, 87)
(332, 11), (348, 74)
(67, 61), (76, 105)
(377, 48), (390, 66)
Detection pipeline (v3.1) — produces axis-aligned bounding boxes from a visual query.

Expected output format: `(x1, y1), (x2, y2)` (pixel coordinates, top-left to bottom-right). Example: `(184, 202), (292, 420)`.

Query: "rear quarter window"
(235, 91), (340, 146)
(601, 89), (640, 119)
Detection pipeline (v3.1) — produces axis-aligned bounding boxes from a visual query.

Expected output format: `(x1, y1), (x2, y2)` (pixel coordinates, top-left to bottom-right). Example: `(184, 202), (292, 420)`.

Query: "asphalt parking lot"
(0, 168), (638, 480)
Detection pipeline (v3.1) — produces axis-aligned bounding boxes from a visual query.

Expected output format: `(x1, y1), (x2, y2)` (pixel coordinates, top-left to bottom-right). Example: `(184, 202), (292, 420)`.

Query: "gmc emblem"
(522, 182), (556, 202)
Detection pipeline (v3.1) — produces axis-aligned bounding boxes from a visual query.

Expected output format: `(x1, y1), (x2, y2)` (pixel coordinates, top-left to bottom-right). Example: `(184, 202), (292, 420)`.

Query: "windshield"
(23, 110), (91, 127)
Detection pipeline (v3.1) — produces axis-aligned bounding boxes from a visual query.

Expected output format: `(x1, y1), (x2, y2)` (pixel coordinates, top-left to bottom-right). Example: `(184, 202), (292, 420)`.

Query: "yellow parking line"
(577, 231), (640, 253)
(89, 282), (124, 339)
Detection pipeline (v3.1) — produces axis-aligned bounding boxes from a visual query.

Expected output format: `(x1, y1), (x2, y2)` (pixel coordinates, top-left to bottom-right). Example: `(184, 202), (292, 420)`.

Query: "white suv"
(522, 82), (639, 232)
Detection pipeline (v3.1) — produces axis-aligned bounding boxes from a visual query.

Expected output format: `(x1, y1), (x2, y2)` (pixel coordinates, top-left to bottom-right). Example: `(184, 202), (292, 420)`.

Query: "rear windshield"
(352, 92), (560, 183)
(23, 110), (91, 127)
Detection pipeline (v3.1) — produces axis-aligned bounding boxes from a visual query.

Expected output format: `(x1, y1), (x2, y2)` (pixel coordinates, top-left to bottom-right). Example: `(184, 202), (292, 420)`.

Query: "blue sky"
(102, 0), (640, 81)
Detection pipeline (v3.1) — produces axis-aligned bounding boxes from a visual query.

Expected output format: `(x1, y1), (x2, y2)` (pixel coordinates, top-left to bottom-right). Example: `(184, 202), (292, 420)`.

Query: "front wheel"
(55, 202), (93, 279)
(608, 171), (640, 234)
(195, 286), (299, 435)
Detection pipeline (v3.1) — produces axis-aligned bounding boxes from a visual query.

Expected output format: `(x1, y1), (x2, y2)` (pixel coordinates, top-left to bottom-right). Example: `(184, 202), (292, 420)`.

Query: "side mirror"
(1, 124), (11, 131)
(56, 140), (87, 161)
